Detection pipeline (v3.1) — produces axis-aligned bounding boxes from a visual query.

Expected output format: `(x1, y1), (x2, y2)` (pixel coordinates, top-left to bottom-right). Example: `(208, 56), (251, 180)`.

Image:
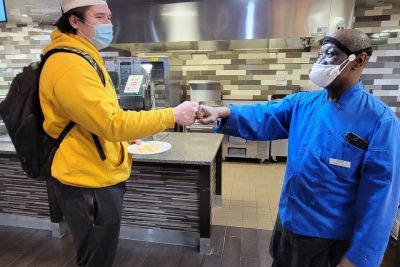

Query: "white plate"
(127, 141), (171, 155)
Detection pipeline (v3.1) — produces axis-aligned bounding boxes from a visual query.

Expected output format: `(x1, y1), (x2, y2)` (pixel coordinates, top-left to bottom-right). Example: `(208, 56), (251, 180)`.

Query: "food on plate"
(134, 143), (162, 154)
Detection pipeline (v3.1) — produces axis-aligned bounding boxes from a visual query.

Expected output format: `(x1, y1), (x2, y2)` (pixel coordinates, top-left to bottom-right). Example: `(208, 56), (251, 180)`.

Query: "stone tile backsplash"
(0, 22), (52, 98)
(135, 49), (319, 101)
(355, 3), (400, 117)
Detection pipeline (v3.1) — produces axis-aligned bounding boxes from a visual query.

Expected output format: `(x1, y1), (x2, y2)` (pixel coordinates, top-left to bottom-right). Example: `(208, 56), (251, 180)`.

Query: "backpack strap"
(91, 133), (106, 160)
(41, 48), (107, 161)
(41, 48), (106, 86)
(53, 121), (75, 148)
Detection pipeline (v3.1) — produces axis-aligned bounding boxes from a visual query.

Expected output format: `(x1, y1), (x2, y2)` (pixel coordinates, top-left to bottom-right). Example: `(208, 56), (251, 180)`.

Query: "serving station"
(0, 132), (223, 254)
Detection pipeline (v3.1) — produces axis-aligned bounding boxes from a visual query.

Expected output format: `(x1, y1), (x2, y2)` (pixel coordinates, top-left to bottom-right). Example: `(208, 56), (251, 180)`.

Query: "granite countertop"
(132, 132), (224, 165)
(0, 132), (224, 165)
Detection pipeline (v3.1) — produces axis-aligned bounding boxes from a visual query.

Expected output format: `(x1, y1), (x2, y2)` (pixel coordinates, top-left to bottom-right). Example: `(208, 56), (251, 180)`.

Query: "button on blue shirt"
(215, 82), (400, 267)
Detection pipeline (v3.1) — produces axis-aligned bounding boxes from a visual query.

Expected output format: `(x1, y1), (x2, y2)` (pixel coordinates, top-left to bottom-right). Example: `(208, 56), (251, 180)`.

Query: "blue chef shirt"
(215, 82), (400, 267)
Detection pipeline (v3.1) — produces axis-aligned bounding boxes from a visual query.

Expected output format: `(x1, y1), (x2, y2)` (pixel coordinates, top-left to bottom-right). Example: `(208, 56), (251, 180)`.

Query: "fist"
(196, 105), (219, 124)
(173, 101), (199, 126)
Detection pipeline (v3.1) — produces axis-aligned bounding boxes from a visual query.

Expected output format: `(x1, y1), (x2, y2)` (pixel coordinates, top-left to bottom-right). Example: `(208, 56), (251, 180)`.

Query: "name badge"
(329, 158), (351, 168)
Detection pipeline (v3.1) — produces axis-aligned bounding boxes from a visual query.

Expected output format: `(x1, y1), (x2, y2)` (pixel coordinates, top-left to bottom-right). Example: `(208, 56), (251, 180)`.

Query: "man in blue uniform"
(196, 29), (400, 267)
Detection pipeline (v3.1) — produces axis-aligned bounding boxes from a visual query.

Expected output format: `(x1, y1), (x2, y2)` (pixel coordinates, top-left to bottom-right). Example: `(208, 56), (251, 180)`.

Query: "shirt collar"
(323, 81), (364, 107)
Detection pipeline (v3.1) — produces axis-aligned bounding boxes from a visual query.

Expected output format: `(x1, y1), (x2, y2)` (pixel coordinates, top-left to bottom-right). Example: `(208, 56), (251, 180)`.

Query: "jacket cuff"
(213, 106), (238, 136)
(345, 246), (384, 267)
(165, 107), (175, 128)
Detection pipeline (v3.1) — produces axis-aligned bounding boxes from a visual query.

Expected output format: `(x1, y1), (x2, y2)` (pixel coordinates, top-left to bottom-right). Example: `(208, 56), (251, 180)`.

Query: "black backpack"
(0, 47), (106, 180)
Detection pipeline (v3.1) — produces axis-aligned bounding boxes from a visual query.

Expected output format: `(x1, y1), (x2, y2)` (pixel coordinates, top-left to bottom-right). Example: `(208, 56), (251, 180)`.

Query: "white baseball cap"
(60, 0), (108, 13)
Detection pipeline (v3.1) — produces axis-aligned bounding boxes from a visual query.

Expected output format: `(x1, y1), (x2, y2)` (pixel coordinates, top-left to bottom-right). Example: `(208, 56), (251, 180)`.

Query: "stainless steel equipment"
(222, 136), (270, 162)
(117, 57), (150, 111)
(110, 0), (356, 43)
(185, 81), (222, 133)
(137, 56), (171, 108)
(115, 56), (170, 111)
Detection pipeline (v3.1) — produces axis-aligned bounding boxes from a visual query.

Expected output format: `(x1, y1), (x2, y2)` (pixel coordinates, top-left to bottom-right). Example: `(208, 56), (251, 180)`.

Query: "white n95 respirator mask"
(309, 54), (356, 88)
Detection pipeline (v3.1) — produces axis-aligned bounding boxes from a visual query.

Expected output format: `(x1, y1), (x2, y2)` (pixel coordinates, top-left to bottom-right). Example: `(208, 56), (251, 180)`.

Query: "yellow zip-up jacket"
(39, 30), (175, 188)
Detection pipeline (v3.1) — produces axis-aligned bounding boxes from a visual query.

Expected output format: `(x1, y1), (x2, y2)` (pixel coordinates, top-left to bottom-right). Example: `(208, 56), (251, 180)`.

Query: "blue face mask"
(79, 21), (113, 50)
(91, 23), (113, 50)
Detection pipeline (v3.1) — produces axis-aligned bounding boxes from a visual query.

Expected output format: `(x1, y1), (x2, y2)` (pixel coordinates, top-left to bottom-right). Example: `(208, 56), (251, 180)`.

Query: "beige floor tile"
(243, 200), (257, 207)
(271, 209), (279, 219)
(219, 161), (285, 228)
(242, 207), (257, 214)
(213, 217), (227, 225)
(231, 193), (244, 199)
(244, 190), (256, 194)
(269, 202), (280, 210)
(243, 213), (258, 221)
(244, 196), (256, 201)
(222, 198), (231, 206)
(256, 208), (270, 215)
(257, 201), (269, 208)
(244, 188), (256, 192)
(214, 209), (229, 218)
(226, 219), (243, 227)
(230, 199), (243, 206)
(227, 211), (243, 219)
(257, 214), (272, 222)
(229, 205), (243, 213)
(257, 220), (274, 230)
(243, 220), (258, 228)
(221, 205), (231, 211)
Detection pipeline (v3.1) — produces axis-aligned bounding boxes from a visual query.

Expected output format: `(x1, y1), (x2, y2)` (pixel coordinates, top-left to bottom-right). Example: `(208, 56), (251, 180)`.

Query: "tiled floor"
(212, 160), (286, 230)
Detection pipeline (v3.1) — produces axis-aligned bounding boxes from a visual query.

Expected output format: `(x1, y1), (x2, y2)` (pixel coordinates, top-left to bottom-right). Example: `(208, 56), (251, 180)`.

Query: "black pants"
(54, 179), (126, 267)
(269, 216), (350, 267)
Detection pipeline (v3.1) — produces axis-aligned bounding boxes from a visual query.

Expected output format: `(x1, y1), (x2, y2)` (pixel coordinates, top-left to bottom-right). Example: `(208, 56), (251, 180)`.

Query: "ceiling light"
(161, 10), (197, 17)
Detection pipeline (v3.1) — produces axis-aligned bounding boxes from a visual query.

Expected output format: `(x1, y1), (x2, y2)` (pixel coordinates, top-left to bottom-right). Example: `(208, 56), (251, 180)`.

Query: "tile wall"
(354, 2), (400, 117)
(0, 19), (52, 98)
(135, 49), (320, 101)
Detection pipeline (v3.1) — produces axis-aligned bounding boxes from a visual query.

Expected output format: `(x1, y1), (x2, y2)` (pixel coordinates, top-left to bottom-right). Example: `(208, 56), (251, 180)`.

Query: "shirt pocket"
(321, 134), (366, 182)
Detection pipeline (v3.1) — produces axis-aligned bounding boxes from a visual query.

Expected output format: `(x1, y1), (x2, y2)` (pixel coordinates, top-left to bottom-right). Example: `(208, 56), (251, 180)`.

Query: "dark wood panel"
(124, 164), (201, 232)
(5, 229), (47, 254)
(0, 226), (26, 253)
(0, 156), (49, 218)
(141, 243), (184, 267)
(0, 225), (274, 267)
(226, 226), (241, 238)
(221, 236), (241, 267)
(178, 247), (203, 267)
(211, 225), (226, 255)
(0, 253), (21, 266)
(201, 254), (222, 267)
(241, 257), (260, 267)
(241, 228), (259, 259)
(113, 239), (151, 267)
(258, 229), (273, 267)
(27, 233), (75, 266)
(7, 231), (64, 267)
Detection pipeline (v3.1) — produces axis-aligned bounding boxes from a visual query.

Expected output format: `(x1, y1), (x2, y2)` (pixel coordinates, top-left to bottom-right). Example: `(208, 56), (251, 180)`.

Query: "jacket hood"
(44, 30), (103, 64)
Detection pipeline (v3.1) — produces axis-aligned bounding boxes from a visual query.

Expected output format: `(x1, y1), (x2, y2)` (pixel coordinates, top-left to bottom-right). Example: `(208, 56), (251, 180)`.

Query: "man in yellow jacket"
(39, 0), (198, 266)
